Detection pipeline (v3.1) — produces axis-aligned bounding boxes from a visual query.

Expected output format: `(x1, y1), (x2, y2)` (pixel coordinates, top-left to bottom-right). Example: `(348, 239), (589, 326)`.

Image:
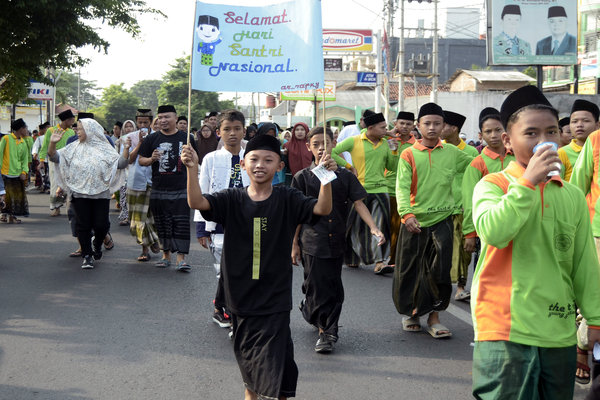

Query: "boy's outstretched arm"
(291, 225), (302, 266)
(354, 199), (385, 245)
(181, 145), (211, 211)
(312, 154), (337, 216)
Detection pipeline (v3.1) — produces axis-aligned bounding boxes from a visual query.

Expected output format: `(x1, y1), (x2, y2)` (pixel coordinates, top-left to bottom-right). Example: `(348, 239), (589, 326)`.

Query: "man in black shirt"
(182, 134), (336, 400)
(138, 105), (197, 271)
(291, 127), (385, 353)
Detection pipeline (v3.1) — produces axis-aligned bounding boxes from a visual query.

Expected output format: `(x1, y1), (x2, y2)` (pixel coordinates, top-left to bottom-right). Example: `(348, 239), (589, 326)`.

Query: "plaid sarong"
(127, 186), (159, 247)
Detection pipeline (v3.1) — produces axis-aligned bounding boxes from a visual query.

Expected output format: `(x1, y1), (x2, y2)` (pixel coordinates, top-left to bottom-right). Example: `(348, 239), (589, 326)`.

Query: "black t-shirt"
(229, 155), (243, 188)
(138, 130), (197, 191)
(291, 164), (367, 258)
(201, 186), (318, 316)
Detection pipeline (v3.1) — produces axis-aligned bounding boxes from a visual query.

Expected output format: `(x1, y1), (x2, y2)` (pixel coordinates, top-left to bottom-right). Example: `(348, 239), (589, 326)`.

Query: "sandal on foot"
(150, 242), (161, 254)
(0, 215), (7, 223)
(155, 259), (171, 268)
(402, 316), (422, 332)
(576, 361), (591, 384)
(119, 220), (129, 226)
(69, 249), (82, 258)
(346, 264), (359, 269)
(176, 261), (191, 272)
(137, 253), (151, 262)
(426, 323), (452, 339)
(8, 217), (21, 224)
(374, 262), (393, 275)
(103, 233), (114, 250)
(455, 290), (471, 302)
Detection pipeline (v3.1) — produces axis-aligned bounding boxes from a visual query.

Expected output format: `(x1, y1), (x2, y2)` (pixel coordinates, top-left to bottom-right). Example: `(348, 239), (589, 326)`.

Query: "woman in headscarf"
(117, 120), (136, 226)
(196, 125), (219, 165)
(47, 118), (128, 269)
(283, 122), (312, 177)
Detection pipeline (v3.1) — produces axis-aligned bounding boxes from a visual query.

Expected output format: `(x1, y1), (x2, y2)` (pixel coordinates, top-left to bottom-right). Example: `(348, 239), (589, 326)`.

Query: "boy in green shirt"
(471, 85), (600, 399)
(394, 103), (473, 338)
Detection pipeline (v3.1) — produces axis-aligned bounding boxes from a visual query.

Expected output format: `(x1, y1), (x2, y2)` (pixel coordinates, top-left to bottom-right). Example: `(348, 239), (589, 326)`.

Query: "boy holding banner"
(182, 134), (337, 400)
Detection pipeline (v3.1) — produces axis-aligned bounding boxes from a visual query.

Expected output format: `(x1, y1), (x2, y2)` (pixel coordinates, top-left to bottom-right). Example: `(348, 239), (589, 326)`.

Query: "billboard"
(356, 72), (377, 87)
(323, 29), (373, 52)
(487, 0), (578, 66)
(27, 81), (53, 101)
(280, 81), (336, 101)
(324, 58), (343, 71)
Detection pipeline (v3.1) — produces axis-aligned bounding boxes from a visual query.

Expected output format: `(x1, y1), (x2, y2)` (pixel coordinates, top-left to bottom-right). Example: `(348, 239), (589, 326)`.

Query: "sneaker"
(228, 327), (234, 340)
(81, 255), (94, 269)
(315, 333), (335, 354)
(212, 309), (232, 328)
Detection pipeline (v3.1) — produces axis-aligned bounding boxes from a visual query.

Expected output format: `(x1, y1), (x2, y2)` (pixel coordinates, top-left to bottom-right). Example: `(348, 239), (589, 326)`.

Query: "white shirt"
(121, 130), (152, 191)
(336, 124), (361, 165)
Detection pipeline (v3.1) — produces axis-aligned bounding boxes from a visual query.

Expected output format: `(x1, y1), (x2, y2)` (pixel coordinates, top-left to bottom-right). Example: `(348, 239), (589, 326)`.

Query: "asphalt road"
(0, 190), (591, 399)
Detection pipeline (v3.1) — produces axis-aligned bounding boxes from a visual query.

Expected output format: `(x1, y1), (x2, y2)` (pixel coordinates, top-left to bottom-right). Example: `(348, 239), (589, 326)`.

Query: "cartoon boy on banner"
(196, 15), (222, 66)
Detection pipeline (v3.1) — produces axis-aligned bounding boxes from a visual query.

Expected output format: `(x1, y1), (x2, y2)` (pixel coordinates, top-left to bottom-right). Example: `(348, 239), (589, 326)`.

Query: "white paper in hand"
(311, 164), (337, 185)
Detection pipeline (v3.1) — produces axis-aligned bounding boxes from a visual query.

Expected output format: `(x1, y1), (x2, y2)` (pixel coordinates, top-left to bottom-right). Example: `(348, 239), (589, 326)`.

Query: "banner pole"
(322, 89), (327, 152)
(187, 1), (198, 146)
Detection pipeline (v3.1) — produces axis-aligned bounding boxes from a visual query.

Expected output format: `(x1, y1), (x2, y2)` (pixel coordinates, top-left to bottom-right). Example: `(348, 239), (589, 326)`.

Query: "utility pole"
(375, 30), (381, 113)
(432, 0), (438, 103)
(399, 0), (405, 111)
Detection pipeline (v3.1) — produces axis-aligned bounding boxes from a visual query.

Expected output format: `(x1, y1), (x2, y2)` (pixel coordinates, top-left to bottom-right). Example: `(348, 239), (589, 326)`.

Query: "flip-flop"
(103, 233), (114, 250)
(155, 259), (171, 268)
(137, 253), (151, 262)
(8, 217), (21, 224)
(426, 323), (452, 339)
(455, 290), (471, 302)
(69, 249), (82, 257)
(576, 361), (591, 384)
(402, 316), (422, 332)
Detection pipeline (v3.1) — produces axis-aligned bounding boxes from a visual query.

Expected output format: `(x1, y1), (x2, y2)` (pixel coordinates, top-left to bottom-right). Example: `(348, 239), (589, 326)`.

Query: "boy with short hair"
(558, 99), (600, 181)
(471, 85), (600, 399)
(291, 127), (384, 353)
(193, 109), (249, 329)
(394, 103), (474, 338)
(183, 134), (337, 400)
(461, 107), (514, 265)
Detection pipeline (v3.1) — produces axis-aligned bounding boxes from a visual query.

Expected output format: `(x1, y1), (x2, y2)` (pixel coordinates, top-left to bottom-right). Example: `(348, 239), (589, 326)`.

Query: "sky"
(78, 0), (485, 95)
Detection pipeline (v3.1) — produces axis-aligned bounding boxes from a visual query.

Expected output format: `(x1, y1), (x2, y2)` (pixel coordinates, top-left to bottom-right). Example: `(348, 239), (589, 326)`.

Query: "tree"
(522, 66), (537, 79)
(156, 56), (235, 127)
(0, 1), (162, 103)
(130, 79), (162, 114)
(91, 84), (140, 128)
(55, 71), (101, 111)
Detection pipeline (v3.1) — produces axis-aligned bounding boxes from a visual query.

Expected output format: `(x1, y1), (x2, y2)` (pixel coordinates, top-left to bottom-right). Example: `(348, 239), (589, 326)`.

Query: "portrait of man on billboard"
(535, 6), (577, 55)
(493, 5), (532, 57)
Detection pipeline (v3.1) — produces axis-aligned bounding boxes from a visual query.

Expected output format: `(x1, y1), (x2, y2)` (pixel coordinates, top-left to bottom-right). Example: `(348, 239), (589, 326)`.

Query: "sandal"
(176, 260), (191, 272)
(69, 249), (82, 257)
(119, 220), (129, 226)
(426, 323), (452, 339)
(103, 233), (114, 250)
(374, 262), (393, 275)
(0, 215), (7, 223)
(576, 361), (591, 384)
(455, 290), (471, 302)
(402, 316), (422, 332)
(155, 258), (171, 268)
(137, 253), (151, 262)
(7, 217), (21, 224)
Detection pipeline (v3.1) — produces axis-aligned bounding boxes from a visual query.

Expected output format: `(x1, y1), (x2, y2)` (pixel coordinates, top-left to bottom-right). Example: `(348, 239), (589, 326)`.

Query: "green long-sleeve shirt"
(462, 147), (515, 237)
(0, 133), (29, 176)
(472, 161), (600, 347)
(396, 139), (473, 227)
(38, 124), (75, 162)
(331, 131), (399, 194)
(445, 139), (480, 214)
(571, 129), (600, 236)
(385, 135), (416, 195)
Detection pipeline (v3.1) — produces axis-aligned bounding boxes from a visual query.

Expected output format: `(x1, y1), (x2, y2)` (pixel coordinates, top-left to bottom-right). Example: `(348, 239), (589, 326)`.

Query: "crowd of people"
(1, 86), (600, 399)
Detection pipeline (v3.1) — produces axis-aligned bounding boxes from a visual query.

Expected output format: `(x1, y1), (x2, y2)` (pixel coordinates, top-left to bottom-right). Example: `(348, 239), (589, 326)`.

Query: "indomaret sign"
(323, 29), (373, 52)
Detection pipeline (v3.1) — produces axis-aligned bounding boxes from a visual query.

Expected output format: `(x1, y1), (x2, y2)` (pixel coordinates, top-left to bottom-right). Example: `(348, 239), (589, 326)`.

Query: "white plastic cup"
(533, 142), (560, 177)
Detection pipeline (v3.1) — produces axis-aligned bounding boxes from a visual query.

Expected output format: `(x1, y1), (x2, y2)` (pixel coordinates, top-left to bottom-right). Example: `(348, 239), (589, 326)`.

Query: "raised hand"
(49, 128), (65, 144)
(180, 144), (199, 168)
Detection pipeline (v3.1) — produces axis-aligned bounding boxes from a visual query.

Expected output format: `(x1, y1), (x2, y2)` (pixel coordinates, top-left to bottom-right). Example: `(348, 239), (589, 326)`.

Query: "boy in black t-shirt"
(291, 127), (385, 354)
(182, 134), (337, 400)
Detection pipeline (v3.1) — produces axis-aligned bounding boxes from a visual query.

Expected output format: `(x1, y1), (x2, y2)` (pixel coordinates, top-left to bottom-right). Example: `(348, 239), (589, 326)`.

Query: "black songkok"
(58, 109), (75, 121)
(443, 111), (467, 131)
(571, 99), (599, 121)
(244, 134), (282, 158)
(396, 111), (415, 121)
(548, 6), (567, 18)
(11, 118), (26, 131)
(478, 107), (501, 130)
(157, 105), (177, 114)
(364, 112), (386, 127)
(502, 5), (521, 18)
(500, 85), (553, 129)
(418, 103), (444, 120)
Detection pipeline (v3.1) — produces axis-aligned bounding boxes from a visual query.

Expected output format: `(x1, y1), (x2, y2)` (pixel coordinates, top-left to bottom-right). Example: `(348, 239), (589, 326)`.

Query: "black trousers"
(71, 197), (110, 258)
(300, 253), (344, 337)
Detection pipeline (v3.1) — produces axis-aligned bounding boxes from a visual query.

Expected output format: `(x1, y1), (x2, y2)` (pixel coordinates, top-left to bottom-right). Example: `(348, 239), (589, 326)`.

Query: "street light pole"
(432, 0), (439, 103)
(399, 0), (405, 111)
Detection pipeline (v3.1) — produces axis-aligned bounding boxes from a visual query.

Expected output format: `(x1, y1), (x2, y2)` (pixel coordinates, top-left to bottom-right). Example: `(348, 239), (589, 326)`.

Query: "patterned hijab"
(54, 118), (125, 195)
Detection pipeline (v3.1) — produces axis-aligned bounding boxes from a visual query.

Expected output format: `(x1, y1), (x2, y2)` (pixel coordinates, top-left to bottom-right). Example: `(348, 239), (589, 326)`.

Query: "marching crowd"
(1, 85), (600, 399)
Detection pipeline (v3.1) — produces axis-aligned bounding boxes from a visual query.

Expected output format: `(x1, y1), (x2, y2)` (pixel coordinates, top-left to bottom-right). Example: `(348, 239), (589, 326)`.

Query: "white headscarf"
(54, 118), (125, 195)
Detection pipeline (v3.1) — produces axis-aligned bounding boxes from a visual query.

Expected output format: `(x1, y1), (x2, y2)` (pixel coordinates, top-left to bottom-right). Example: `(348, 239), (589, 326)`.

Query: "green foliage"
(157, 56), (235, 127)
(522, 66), (537, 79)
(130, 80), (162, 114)
(0, 0), (162, 103)
(91, 84), (140, 128)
